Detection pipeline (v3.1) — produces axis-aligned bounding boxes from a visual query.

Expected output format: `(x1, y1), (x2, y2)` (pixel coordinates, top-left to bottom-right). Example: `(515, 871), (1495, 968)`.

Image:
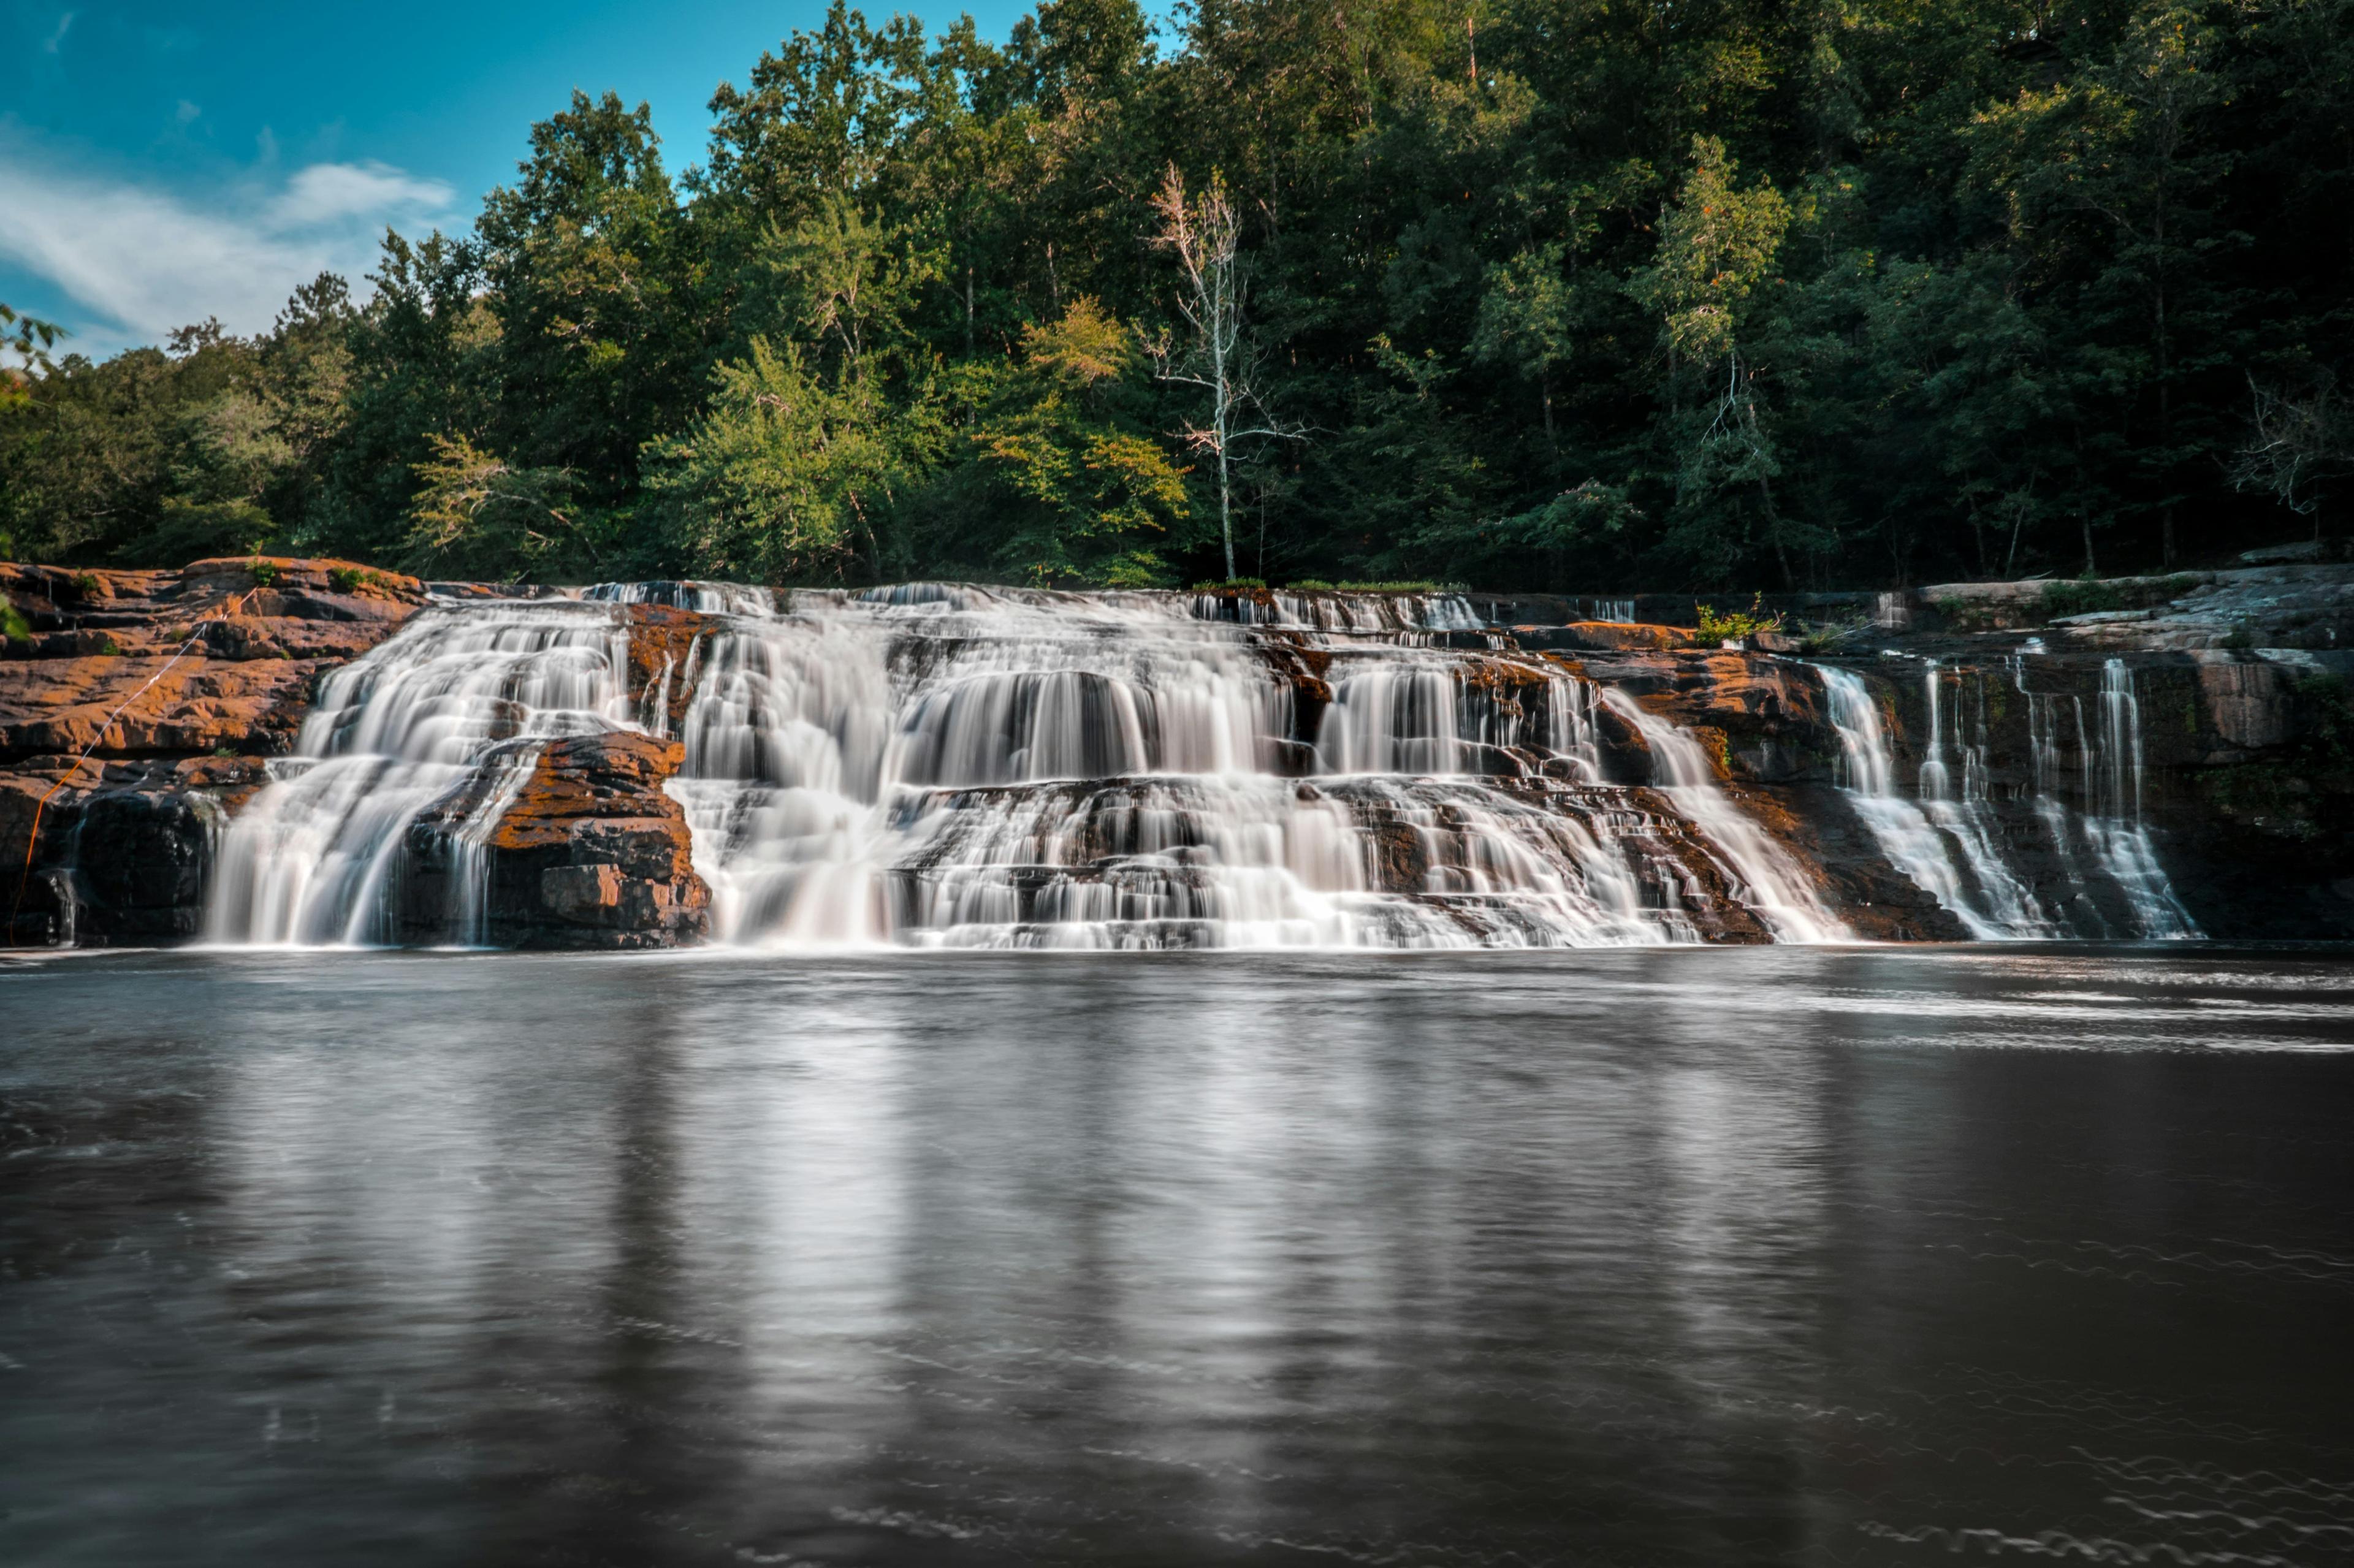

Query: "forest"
(2, 0), (2350, 593)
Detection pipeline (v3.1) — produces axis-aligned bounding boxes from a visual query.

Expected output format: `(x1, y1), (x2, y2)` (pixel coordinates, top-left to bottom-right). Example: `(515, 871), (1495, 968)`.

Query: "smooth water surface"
(4, 946), (2352, 1566)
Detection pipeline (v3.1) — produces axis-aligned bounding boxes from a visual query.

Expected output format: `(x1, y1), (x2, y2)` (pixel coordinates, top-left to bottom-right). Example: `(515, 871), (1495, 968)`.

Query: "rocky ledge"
(7, 557), (2352, 948)
(2, 558), (432, 943)
(400, 732), (709, 950)
(2, 559), (714, 948)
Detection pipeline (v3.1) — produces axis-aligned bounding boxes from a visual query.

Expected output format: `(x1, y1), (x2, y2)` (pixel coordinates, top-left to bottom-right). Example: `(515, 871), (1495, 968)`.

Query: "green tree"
(960, 297), (1191, 585)
(642, 337), (907, 582)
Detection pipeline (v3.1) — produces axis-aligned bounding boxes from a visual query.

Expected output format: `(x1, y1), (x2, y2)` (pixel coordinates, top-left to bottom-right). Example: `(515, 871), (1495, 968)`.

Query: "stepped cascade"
(207, 603), (636, 944)
(189, 580), (2213, 950)
(663, 585), (1743, 948)
(1818, 664), (2050, 939)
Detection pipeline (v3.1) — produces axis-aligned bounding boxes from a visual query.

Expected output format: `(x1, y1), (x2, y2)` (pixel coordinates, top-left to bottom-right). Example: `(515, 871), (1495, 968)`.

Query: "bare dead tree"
(1148, 164), (1304, 580)
(2233, 375), (2352, 539)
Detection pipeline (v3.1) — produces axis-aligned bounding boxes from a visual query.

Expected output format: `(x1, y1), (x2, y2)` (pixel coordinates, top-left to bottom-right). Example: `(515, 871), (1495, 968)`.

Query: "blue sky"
(4, 0), (1156, 359)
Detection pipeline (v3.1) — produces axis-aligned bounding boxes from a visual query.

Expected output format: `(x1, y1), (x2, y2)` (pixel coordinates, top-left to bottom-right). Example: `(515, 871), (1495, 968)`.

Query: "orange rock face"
(623, 604), (723, 736)
(3, 558), (437, 942)
(1518, 621), (1699, 652)
(463, 732), (710, 949)
(1, 558), (430, 766)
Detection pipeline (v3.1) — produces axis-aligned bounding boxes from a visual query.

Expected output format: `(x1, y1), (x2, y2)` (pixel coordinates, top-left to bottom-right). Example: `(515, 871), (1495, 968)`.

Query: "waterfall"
(446, 743), (544, 946)
(2085, 660), (2201, 938)
(1594, 688), (1848, 943)
(205, 603), (635, 945)
(1319, 664), (1465, 775)
(584, 579), (774, 616)
(669, 589), (1818, 949)
(2005, 657), (2200, 940)
(197, 583), (2173, 952)
(1817, 666), (2050, 938)
(1915, 666), (2052, 935)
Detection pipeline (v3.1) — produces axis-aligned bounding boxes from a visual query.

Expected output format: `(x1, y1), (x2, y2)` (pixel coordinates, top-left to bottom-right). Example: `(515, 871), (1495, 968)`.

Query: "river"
(3, 945), (2351, 1565)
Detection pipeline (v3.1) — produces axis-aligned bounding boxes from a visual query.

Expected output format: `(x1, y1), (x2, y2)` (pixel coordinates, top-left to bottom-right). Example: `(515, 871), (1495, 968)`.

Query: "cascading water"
(2086, 660), (2201, 938)
(1818, 665), (2054, 937)
(1593, 688), (1849, 943)
(2009, 657), (2200, 940)
(1816, 659), (2197, 940)
(1914, 665), (2054, 936)
(198, 582), (2127, 951)
(665, 587), (1821, 949)
(583, 579), (774, 616)
(205, 602), (636, 945)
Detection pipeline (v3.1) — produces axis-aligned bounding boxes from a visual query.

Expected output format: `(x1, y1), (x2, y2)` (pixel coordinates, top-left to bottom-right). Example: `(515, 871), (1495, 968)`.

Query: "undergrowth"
(1695, 593), (1785, 641)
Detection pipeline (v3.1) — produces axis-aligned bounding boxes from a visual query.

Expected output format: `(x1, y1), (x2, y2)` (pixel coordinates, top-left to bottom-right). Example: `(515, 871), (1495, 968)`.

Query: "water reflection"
(2, 947), (2352, 1565)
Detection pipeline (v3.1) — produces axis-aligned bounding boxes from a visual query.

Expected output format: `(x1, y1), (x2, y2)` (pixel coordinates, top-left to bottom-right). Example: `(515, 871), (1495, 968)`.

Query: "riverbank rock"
(1, 558), (433, 945)
(407, 732), (710, 950)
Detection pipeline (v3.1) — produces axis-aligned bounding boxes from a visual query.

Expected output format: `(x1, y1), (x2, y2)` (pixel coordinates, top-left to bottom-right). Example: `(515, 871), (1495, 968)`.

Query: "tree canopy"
(6, 0), (2351, 591)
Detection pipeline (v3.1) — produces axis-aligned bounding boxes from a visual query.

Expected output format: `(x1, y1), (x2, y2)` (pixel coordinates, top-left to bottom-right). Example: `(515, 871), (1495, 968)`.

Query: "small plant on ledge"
(1695, 593), (1784, 642)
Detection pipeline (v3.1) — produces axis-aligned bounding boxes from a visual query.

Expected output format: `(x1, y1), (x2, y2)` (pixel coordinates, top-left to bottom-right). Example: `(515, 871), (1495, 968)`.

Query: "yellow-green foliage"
(1696, 593), (1784, 641)
(963, 300), (1191, 589)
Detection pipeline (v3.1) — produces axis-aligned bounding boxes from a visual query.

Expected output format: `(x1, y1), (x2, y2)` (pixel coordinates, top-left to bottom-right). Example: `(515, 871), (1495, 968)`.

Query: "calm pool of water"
(3, 945), (2352, 1565)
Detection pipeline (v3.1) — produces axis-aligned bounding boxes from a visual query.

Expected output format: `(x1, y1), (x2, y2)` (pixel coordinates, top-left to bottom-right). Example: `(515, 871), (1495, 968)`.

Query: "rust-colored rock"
(624, 603), (724, 734)
(1514, 621), (1697, 652)
(450, 732), (711, 950)
(2, 557), (433, 945)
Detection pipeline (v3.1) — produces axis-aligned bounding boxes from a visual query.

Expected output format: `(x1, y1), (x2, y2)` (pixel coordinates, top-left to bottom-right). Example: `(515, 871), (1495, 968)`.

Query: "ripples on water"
(2, 946), (2352, 1566)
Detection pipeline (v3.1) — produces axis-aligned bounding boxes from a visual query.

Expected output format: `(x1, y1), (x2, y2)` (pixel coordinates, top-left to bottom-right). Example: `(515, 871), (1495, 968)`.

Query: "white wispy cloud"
(269, 161), (453, 227)
(42, 11), (74, 54)
(0, 143), (456, 354)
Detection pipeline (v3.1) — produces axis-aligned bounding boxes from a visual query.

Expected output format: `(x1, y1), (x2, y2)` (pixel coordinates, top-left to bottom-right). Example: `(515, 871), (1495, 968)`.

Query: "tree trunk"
(1218, 446), (1235, 580)
(1758, 479), (1794, 590)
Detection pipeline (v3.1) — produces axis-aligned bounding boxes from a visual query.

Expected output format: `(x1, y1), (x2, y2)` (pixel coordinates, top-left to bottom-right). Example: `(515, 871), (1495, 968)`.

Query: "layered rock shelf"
(3, 560), (711, 947)
(6, 558), (2350, 948)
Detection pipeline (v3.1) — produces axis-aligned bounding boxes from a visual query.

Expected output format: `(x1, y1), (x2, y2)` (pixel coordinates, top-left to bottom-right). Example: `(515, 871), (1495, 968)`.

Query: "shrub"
(2041, 574), (2200, 619)
(1795, 611), (1870, 652)
(70, 571), (102, 596)
(1, 602), (31, 644)
(1695, 593), (1784, 642)
(326, 566), (373, 594)
(2042, 579), (2124, 617)
(1189, 577), (1268, 591)
(248, 559), (282, 588)
(1334, 579), (1467, 593)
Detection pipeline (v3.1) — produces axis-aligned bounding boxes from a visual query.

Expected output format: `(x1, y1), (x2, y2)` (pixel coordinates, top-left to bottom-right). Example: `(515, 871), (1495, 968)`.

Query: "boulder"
(473, 733), (710, 950)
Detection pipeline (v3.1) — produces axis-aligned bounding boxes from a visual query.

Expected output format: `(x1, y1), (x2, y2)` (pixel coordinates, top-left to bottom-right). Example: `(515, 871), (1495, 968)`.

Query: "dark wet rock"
(1, 558), (432, 947)
(625, 603), (723, 734)
(474, 733), (708, 950)
(1513, 622), (1697, 653)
